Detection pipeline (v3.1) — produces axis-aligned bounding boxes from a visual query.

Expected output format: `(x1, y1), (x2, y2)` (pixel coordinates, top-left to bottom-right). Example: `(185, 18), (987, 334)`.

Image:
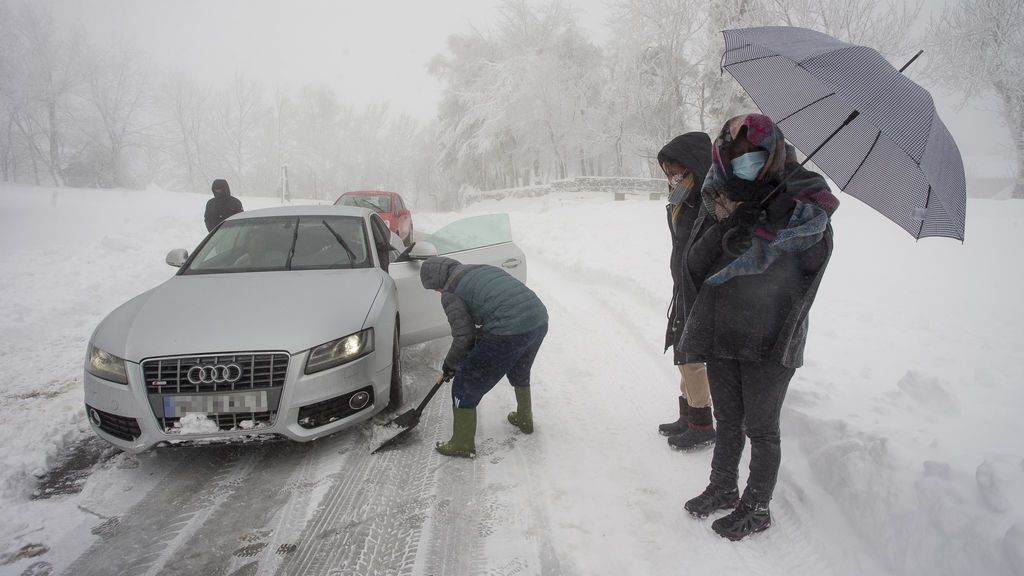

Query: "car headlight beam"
(86, 344), (129, 385)
(305, 328), (374, 374)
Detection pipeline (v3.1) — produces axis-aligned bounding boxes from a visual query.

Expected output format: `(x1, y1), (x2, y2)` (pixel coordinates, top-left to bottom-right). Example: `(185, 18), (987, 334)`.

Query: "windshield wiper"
(285, 219), (300, 270)
(322, 220), (358, 263)
(350, 197), (380, 211)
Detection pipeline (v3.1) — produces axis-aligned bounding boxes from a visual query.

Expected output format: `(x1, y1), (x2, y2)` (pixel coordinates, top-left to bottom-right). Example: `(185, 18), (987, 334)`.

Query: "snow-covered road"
(1, 185), (1022, 576)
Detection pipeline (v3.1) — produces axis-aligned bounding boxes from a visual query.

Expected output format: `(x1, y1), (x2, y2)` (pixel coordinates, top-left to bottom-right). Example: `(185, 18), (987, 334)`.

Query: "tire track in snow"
(272, 345), (449, 576)
(60, 446), (253, 576)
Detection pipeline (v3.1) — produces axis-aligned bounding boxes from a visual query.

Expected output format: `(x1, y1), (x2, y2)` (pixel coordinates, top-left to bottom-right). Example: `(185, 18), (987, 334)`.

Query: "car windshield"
(425, 214), (513, 255)
(337, 194), (392, 213)
(184, 215), (372, 274)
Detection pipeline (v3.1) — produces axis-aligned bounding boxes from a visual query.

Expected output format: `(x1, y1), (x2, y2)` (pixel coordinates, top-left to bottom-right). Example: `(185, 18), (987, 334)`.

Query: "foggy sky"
(47, 0), (1010, 175)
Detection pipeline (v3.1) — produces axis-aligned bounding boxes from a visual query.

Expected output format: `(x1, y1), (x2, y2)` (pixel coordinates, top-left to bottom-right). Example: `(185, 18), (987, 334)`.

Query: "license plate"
(163, 391), (269, 417)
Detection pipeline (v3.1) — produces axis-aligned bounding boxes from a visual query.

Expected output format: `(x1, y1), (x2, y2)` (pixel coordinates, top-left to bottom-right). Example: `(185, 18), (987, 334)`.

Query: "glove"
(442, 365), (457, 382)
(763, 190), (797, 234)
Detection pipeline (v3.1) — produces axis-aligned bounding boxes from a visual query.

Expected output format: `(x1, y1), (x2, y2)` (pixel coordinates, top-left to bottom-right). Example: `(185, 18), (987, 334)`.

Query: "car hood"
(92, 268), (384, 362)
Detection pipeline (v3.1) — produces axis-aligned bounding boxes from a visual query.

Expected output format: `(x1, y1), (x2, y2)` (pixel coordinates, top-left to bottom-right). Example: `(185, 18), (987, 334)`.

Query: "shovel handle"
(414, 375), (447, 414)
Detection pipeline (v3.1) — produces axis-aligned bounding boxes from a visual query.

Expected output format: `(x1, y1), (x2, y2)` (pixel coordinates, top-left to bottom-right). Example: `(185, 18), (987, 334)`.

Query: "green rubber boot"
(507, 386), (534, 434)
(435, 407), (477, 458)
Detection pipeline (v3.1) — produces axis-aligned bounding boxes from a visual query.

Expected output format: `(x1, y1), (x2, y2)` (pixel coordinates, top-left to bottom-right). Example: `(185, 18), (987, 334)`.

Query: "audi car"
(83, 206), (526, 452)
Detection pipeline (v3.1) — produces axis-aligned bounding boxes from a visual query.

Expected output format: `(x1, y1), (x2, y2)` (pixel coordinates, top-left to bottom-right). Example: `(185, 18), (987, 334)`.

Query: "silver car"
(83, 206), (526, 452)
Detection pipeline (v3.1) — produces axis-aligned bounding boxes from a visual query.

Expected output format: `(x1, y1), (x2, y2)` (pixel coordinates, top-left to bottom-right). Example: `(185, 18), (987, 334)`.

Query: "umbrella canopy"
(721, 26), (966, 240)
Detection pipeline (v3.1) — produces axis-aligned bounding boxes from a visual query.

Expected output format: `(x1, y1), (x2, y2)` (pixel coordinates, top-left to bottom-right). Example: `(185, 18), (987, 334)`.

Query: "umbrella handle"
(760, 110), (860, 208)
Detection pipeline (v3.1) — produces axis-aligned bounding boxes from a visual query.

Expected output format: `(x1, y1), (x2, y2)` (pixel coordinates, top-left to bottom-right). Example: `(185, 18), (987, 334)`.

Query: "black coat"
(658, 133), (713, 363)
(679, 217), (832, 369)
(205, 191), (243, 232)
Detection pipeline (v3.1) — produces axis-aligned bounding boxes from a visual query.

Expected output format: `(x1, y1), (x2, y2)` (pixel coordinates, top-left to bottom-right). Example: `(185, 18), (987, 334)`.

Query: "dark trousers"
(452, 323), (548, 409)
(706, 357), (795, 505)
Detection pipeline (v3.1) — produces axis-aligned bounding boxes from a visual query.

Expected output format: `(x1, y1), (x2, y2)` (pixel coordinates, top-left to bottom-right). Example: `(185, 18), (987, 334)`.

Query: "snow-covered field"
(0, 184), (1022, 576)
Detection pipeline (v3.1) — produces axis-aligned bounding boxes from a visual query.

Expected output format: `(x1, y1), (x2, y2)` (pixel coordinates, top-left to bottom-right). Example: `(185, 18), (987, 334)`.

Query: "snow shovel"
(370, 374), (448, 454)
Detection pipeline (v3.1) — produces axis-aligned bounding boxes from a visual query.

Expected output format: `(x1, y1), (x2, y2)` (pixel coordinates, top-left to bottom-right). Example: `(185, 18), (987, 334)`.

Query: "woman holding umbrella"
(678, 113), (839, 541)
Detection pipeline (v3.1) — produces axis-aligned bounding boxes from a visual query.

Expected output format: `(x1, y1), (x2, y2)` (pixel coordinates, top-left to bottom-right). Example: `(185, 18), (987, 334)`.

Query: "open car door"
(389, 214), (526, 346)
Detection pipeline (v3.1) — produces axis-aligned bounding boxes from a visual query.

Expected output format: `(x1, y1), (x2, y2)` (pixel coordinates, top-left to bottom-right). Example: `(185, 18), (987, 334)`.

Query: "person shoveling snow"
(416, 256), (549, 458)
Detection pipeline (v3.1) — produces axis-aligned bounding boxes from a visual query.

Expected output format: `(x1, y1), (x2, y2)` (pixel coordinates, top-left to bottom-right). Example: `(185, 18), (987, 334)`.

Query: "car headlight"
(86, 344), (128, 384)
(305, 328), (374, 374)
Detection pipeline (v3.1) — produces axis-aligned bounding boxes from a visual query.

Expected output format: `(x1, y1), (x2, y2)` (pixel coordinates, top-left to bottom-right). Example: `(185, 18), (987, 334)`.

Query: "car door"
(389, 213), (526, 346)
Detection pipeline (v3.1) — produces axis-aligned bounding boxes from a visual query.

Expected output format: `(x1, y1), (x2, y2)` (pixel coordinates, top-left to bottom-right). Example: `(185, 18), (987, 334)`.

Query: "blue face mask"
(668, 183), (690, 205)
(731, 151), (769, 181)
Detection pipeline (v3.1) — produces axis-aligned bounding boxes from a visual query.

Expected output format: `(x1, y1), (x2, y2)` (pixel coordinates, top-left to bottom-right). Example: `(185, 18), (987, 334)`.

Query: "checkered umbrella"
(721, 26), (966, 240)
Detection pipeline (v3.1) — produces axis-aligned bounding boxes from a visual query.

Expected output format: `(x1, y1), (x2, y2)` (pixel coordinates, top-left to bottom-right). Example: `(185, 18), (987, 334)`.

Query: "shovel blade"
(370, 424), (416, 454)
(389, 409), (421, 429)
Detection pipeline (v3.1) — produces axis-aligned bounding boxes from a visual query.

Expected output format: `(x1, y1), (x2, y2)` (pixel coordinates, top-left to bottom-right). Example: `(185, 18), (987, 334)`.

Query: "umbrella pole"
(760, 110), (860, 207)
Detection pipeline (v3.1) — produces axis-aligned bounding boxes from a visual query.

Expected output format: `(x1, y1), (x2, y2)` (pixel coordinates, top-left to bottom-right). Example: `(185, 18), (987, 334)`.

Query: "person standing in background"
(205, 179), (243, 232)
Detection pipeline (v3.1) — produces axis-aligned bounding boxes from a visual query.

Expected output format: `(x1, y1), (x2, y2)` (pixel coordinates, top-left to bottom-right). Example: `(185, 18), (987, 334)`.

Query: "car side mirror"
(166, 248), (189, 267)
(408, 241), (437, 260)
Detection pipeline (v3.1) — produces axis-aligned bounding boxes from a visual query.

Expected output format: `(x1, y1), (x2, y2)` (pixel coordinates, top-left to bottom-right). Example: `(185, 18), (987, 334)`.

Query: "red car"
(334, 191), (414, 246)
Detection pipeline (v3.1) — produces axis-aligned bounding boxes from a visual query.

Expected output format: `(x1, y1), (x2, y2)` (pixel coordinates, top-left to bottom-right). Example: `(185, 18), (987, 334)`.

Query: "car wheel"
(389, 319), (403, 409)
(403, 226), (413, 247)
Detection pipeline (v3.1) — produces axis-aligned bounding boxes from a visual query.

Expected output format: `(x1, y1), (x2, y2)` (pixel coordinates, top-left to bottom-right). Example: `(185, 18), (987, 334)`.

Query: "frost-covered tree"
(213, 74), (264, 193)
(929, 0), (1024, 199)
(432, 0), (604, 191)
(79, 41), (152, 187)
(0, 1), (85, 187)
(155, 71), (212, 192)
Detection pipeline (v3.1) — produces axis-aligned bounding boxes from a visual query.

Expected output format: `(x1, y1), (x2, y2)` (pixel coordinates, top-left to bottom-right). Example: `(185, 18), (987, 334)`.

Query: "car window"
(184, 216), (371, 274)
(338, 194), (391, 213)
(425, 214), (513, 255)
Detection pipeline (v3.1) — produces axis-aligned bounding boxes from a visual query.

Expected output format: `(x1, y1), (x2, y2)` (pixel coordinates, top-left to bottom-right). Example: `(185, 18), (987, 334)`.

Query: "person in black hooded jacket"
(656, 132), (716, 451)
(204, 179), (243, 232)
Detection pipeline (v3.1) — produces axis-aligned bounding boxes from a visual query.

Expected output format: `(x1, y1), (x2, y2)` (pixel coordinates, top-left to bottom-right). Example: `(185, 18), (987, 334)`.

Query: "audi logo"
(187, 363), (243, 385)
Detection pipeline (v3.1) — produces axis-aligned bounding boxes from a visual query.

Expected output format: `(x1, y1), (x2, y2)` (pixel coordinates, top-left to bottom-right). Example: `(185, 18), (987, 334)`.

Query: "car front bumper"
(83, 350), (392, 452)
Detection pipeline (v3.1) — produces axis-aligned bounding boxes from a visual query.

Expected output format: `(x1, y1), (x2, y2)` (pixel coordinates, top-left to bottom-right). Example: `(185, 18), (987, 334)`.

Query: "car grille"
(162, 411), (275, 433)
(87, 405), (141, 442)
(297, 386), (375, 429)
(142, 352), (289, 394)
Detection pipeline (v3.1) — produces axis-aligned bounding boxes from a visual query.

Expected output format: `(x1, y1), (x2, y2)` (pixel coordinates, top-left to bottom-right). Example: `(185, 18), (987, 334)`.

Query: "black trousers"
(706, 357), (795, 505)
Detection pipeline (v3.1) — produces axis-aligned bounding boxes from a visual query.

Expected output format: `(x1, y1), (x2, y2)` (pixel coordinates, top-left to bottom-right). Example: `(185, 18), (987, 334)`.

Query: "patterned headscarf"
(697, 113), (841, 284)
(701, 113), (840, 236)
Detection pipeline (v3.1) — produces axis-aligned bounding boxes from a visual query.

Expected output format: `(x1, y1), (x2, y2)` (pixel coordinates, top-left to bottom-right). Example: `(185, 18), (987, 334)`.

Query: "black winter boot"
(684, 484), (739, 518)
(658, 396), (689, 436)
(711, 500), (772, 541)
(667, 406), (715, 450)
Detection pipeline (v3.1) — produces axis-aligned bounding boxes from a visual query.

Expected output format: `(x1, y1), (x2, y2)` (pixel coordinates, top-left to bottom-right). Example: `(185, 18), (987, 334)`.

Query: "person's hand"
(723, 201), (761, 230)
(763, 191), (797, 233)
(713, 193), (740, 221)
(442, 365), (457, 382)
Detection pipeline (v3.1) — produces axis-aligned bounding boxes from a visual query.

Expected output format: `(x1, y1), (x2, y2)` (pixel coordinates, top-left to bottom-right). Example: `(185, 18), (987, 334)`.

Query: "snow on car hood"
(92, 268), (384, 362)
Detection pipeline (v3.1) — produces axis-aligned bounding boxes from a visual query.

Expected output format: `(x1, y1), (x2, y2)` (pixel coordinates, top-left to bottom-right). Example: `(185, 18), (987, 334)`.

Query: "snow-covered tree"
(0, 1), (86, 187)
(79, 41), (152, 187)
(213, 74), (264, 194)
(929, 0), (1024, 199)
(155, 71), (212, 192)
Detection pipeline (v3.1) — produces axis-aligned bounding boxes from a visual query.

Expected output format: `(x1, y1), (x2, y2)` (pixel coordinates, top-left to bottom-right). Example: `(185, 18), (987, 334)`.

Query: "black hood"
(657, 132), (713, 191)
(212, 179), (231, 198)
